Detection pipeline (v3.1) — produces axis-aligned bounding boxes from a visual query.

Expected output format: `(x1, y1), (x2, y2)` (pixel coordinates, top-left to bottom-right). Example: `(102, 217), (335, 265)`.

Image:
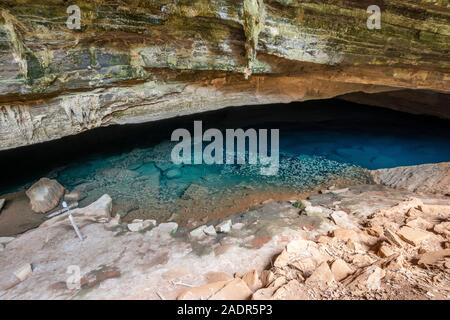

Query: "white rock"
(127, 222), (143, 232)
(155, 222), (178, 235)
(0, 198), (5, 212)
(14, 263), (33, 282)
(203, 225), (217, 236)
(190, 225), (207, 238)
(216, 220), (232, 233)
(128, 220), (156, 232)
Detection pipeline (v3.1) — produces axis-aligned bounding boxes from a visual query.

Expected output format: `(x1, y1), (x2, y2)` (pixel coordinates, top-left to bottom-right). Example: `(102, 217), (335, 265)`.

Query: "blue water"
(1, 102), (450, 219)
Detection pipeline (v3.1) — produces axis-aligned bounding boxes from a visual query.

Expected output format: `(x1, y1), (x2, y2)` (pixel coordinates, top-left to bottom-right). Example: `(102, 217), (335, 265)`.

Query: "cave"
(0, 0), (449, 302)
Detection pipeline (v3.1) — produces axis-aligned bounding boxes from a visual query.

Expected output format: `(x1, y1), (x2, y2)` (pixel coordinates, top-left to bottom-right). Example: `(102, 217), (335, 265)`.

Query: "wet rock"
(331, 259), (353, 281)
(397, 226), (432, 246)
(14, 263), (33, 282)
(216, 220), (232, 233)
(128, 219), (156, 232)
(26, 178), (65, 213)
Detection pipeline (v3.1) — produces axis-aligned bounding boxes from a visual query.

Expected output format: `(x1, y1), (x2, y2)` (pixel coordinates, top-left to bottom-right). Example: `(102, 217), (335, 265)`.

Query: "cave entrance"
(1, 98), (450, 236)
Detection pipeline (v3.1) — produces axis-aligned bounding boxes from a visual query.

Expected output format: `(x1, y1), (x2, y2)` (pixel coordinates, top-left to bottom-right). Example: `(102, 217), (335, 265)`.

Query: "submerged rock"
(26, 178), (65, 213)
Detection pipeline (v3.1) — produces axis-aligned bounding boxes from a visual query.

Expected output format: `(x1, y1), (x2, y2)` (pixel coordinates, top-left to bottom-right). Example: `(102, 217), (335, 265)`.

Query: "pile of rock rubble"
(178, 197), (450, 300)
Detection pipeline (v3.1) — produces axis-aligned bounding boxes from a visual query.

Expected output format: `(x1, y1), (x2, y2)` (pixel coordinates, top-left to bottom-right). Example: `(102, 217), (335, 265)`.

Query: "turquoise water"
(1, 101), (450, 219)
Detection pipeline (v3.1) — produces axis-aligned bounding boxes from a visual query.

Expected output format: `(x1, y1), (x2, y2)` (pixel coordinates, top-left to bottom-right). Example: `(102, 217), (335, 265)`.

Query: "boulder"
(26, 178), (65, 213)
(0, 198), (5, 212)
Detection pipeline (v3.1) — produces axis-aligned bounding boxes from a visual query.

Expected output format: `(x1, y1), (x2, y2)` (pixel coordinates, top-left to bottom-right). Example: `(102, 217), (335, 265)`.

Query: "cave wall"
(0, 0), (449, 150)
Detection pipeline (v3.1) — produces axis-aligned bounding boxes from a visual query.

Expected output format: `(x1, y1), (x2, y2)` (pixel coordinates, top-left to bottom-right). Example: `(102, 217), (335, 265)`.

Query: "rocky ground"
(0, 164), (449, 300)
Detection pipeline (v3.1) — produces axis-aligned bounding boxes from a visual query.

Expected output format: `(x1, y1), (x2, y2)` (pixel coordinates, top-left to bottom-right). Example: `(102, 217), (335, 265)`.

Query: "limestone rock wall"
(0, 1), (449, 150)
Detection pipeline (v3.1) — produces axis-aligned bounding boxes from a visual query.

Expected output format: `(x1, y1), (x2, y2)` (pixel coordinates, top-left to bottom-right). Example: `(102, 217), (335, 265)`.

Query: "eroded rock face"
(0, 1), (448, 150)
